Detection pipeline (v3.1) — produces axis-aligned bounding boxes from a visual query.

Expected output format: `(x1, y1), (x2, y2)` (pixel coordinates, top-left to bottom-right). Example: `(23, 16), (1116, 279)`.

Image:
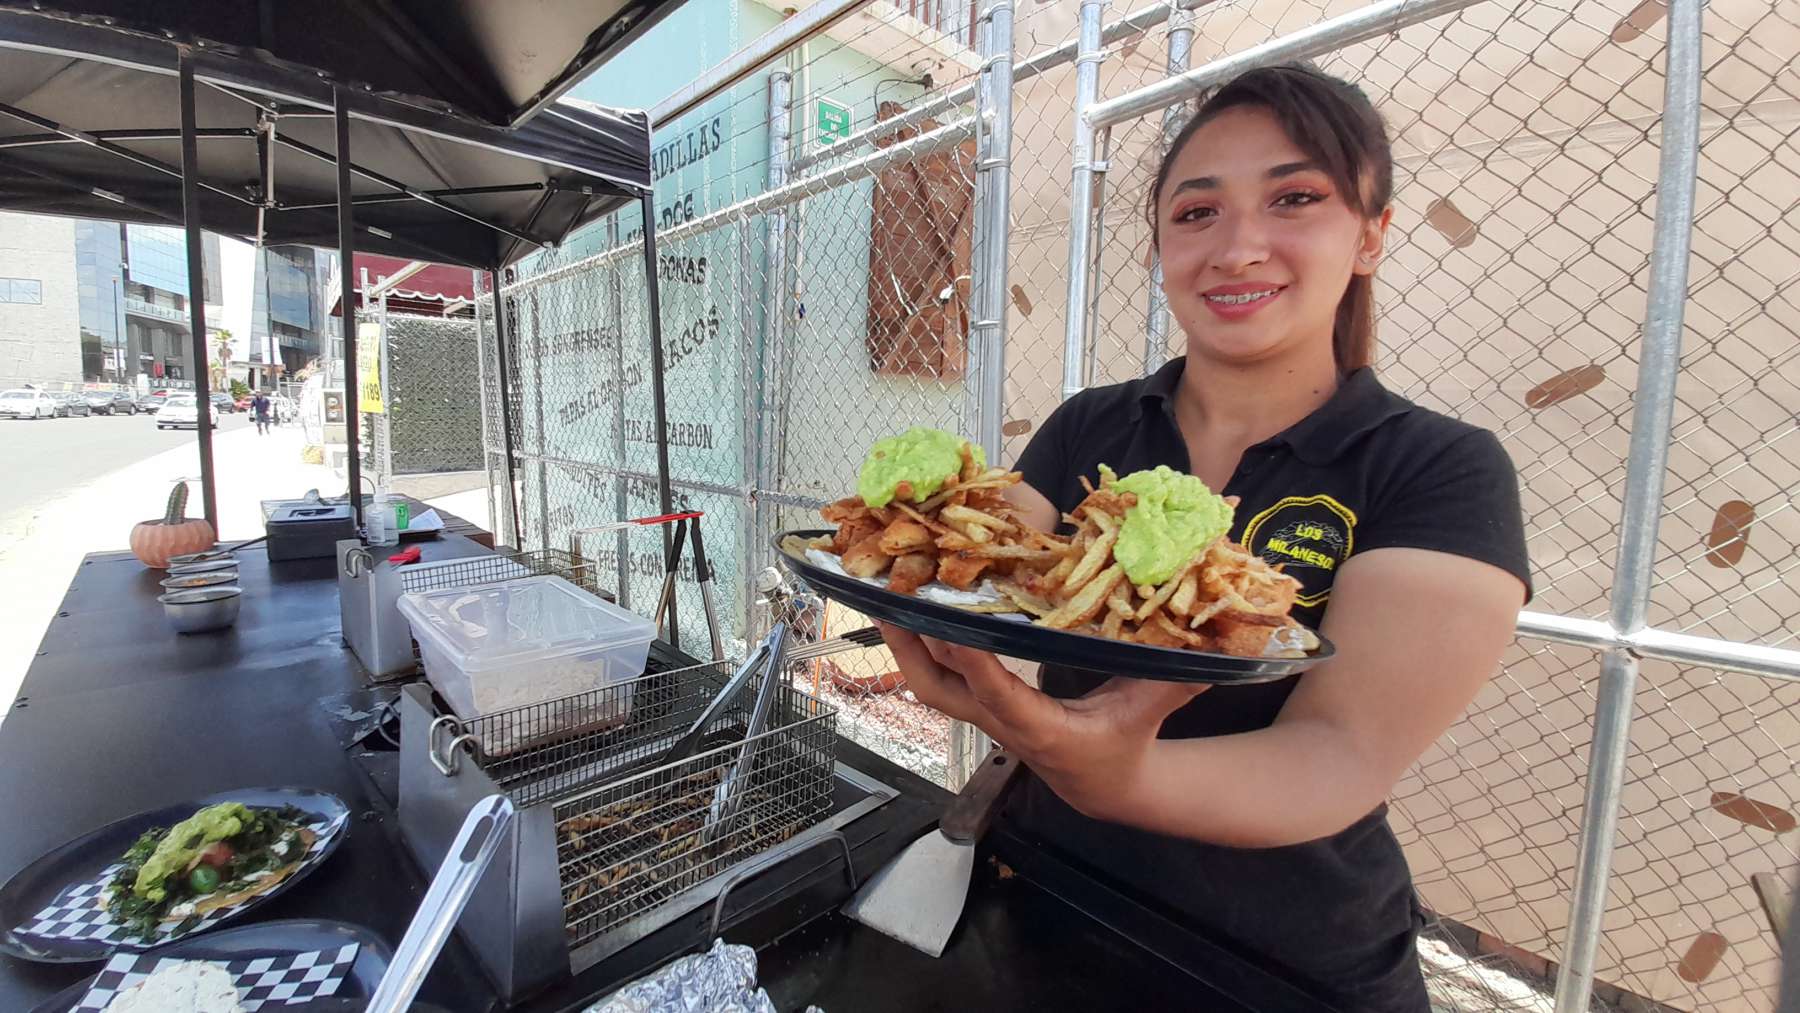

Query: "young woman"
(878, 65), (1531, 1010)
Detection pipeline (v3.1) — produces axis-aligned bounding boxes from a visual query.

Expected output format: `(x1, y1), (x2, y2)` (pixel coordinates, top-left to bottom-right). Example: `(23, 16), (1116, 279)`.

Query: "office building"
(0, 210), (80, 386)
(248, 245), (335, 383)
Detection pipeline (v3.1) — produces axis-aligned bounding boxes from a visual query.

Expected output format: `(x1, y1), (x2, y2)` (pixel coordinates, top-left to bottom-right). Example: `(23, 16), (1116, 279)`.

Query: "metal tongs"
(702, 623), (790, 849)
(363, 794), (515, 1013)
(658, 624), (791, 769)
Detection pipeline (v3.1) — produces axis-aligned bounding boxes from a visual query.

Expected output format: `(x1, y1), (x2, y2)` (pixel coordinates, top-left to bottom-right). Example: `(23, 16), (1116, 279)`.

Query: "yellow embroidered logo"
(1240, 495), (1357, 607)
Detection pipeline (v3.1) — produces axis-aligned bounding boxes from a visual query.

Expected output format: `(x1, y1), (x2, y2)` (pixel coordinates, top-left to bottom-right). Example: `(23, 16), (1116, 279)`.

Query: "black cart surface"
(0, 542), (1316, 1012)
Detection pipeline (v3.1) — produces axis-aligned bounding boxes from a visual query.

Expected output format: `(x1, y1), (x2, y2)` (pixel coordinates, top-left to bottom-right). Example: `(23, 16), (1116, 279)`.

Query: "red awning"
(330, 254), (478, 317)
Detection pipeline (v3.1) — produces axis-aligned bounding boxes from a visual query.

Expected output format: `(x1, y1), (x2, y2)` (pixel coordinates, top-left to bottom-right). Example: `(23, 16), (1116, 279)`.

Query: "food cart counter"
(0, 544), (1318, 1012)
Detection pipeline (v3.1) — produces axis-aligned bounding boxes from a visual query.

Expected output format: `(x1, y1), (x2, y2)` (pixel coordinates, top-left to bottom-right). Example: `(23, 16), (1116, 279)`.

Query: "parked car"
(235, 394), (254, 412)
(136, 392), (163, 414)
(52, 392), (91, 418)
(0, 388), (57, 419)
(157, 393), (218, 430)
(84, 390), (135, 415)
(211, 392), (237, 414)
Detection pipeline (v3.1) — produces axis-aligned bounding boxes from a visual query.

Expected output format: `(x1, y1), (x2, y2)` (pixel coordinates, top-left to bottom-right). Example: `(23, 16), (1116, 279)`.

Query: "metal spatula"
(840, 748), (1023, 957)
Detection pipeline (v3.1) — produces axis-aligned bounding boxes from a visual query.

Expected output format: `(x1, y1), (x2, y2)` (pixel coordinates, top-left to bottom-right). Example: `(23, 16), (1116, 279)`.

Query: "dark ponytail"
(1145, 64), (1392, 374)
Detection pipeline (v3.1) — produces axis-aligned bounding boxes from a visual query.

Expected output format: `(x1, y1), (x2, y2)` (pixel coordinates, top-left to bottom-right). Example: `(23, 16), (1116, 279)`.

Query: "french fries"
(816, 443), (1314, 658)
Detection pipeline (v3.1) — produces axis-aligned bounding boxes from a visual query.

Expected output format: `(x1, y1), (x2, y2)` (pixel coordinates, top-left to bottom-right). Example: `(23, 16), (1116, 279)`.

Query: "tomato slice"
(198, 842), (234, 869)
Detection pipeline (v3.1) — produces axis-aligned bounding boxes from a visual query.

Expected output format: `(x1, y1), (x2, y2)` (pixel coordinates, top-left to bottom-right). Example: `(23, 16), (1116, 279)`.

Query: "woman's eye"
(1273, 191), (1327, 208)
(1172, 205), (1215, 223)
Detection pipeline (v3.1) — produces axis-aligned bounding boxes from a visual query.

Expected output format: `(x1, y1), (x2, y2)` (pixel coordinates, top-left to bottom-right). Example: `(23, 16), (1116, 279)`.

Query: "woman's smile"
(1201, 282), (1287, 320)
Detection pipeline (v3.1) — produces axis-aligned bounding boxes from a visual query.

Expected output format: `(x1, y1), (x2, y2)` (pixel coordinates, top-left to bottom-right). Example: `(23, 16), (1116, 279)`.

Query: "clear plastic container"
(397, 575), (655, 721)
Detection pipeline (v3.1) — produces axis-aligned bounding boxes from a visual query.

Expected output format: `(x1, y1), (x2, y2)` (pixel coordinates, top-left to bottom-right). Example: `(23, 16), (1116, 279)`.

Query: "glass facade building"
(249, 245), (333, 377)
(70, 222), (221, 384)
(73, 221), (124, 379)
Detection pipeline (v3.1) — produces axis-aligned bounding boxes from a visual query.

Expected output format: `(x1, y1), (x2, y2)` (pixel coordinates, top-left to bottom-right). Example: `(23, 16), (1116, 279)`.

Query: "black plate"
(30, 919), (391, 1013)
(0, 787), (351, 964)
(775, 530), (1333, 684)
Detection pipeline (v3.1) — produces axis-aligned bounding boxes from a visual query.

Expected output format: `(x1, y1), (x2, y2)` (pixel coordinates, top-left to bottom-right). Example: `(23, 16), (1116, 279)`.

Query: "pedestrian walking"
(252, 391), (272, 435)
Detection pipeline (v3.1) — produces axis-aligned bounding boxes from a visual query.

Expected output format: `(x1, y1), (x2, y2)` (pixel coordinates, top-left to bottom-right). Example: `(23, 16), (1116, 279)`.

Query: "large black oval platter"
(0, 787), (351, 963)
(775, 530), (1334, 685)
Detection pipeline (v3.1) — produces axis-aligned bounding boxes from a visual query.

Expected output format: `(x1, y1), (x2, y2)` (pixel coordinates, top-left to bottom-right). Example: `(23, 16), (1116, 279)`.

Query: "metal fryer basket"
(425, 660), (837, 954)
(400, 547), (611, 601)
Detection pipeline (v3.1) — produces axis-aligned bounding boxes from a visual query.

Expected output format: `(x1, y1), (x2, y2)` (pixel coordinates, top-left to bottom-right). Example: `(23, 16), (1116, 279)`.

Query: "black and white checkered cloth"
(71, 942), (360, 1011)
(17, 811), (348, 948)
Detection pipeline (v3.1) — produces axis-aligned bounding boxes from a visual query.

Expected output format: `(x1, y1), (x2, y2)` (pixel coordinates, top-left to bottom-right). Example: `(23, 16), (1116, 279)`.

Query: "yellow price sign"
(356, 321), (384, 414)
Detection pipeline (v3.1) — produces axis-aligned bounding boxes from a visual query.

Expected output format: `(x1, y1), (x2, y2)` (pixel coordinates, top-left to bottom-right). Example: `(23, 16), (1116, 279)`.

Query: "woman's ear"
(1352, 206), (1393, 277)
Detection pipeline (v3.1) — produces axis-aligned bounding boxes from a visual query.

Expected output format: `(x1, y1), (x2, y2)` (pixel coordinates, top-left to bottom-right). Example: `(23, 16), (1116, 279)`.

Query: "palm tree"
(211, 329), (234, 390)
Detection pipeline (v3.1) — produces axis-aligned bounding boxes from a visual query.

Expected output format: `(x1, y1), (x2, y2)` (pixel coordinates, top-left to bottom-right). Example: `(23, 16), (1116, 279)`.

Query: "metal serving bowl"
(159, 571), (241, 591)
(158, 587), (243, 634)
(167, 546), (231, 565)
(166, 558), (239, 576)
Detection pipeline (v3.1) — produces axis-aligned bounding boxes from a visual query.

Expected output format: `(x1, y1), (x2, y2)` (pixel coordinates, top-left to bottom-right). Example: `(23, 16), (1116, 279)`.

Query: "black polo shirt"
(1005, 358), (1530, 1012)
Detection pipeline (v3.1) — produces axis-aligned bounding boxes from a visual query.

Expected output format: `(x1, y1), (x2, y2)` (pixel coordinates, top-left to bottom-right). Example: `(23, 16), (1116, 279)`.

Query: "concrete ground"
(0, 414), (490, 712)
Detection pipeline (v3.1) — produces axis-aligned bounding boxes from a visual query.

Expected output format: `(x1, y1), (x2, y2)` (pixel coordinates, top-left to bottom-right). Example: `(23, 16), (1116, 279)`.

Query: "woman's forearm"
(1081, 719), (1392, 848)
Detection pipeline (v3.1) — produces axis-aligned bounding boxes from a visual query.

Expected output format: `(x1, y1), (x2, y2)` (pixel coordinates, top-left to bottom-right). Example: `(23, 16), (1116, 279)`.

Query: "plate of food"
(0, 788), (351, 963)
(29, 919), (390, 1013)
(774, 428), (1333, 684)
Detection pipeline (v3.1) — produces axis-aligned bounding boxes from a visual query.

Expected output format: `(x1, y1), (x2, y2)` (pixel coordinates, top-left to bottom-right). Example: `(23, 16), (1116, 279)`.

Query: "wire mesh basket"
(551, 696), (835, 949)
(421, 660), (838, 954)
(401, 547), (613, 601)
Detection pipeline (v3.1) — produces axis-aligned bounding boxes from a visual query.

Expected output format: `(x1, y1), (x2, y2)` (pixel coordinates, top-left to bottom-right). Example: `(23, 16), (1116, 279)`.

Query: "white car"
(156, 393), (219, 430)
(0, 388), (57, 419)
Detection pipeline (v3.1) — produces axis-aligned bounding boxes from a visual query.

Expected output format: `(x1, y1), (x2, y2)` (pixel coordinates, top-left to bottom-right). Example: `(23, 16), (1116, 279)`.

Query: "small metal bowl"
(160, 571), (240, 591)
(158, 587), (242, 633)
(167, 558), (239, 576)
(168, 547), (231, 565)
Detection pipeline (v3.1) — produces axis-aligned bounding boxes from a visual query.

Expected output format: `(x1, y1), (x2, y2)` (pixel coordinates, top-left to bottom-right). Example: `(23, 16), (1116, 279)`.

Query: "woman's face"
(1155, 105), (1388, 367)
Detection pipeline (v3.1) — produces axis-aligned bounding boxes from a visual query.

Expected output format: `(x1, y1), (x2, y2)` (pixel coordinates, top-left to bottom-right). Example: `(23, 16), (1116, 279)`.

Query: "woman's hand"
(877, 621), (1206, 820)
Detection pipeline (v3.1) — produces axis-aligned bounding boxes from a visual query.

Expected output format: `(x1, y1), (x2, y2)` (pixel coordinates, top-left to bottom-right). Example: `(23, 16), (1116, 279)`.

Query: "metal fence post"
(1061, 0), (1108, 401)
(947, 0), (1017, 788)
(1143, 0), (1192, 374)
(1552, 0), (1703, 1008)
(606, 216), (632, 609)
(377, 288), (393, 486)
(471, 270), (499, 542)
(753, 68), (794, 607)
(488, 268), (523, 547)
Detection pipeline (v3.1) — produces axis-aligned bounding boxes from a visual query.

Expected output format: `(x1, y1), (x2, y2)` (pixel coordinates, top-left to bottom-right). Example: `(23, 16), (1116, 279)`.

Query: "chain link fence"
(470, 1), (1800, 1008)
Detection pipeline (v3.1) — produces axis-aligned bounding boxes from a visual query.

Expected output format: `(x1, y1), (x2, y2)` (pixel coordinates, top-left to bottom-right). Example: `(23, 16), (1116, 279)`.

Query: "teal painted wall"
(503, 0), (958, 649)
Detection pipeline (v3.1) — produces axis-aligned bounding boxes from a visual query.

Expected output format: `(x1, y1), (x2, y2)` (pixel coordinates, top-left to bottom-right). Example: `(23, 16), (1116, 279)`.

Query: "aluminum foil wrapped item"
(585, 938), (823, 1013)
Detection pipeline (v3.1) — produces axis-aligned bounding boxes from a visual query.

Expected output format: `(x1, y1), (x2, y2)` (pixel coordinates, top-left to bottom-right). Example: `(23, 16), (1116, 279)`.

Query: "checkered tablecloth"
(71, 943), (360, 1011)
(17, 811), (347, 948)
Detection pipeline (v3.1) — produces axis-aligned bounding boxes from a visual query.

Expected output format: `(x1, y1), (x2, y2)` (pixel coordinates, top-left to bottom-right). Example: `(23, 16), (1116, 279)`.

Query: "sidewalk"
(0, 422), (337, 707)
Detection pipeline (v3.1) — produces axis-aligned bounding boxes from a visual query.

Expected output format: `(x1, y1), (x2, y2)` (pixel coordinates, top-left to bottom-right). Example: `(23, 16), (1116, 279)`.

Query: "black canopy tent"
(0, 3), (683, 628)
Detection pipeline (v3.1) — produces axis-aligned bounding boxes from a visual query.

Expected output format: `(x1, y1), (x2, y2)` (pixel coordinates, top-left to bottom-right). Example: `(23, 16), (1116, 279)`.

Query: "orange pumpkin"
(131, 483), (216, 568)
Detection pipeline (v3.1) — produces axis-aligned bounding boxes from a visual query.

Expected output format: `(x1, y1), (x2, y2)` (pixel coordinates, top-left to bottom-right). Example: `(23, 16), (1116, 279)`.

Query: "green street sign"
(817, 98), (852, 146)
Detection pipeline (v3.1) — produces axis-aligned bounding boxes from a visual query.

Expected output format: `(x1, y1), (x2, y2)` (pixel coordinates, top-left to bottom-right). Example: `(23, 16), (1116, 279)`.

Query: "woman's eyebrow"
(1267, 160), (1322, 178)
(1169, 176), (1219, 195)
(1168, 161), (1324, 198)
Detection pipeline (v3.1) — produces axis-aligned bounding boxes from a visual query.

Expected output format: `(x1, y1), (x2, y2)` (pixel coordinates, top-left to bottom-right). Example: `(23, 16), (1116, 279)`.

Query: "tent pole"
(177, 53), (219, 529)
(334, 86), (364, 528)
(639, 190), (678, 647)
(487, 268), (523, 546)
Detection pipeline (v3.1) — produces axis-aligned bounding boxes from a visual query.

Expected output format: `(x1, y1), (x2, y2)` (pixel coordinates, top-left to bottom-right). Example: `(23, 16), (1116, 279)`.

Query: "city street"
(0, 411), (251, 524)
